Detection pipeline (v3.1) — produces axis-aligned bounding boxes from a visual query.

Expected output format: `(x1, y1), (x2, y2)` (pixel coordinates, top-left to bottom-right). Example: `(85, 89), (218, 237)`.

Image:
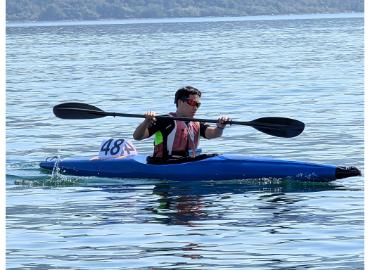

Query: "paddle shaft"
(71, 108), (276, 128)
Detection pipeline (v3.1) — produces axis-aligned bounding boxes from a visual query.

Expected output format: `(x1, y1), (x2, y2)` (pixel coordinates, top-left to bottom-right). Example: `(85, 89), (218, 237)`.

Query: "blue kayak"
(39, 154), (360, 182)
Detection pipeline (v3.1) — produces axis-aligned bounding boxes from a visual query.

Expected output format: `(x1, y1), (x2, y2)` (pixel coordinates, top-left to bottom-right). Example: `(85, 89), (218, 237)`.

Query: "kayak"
(39, 154), (361, 182)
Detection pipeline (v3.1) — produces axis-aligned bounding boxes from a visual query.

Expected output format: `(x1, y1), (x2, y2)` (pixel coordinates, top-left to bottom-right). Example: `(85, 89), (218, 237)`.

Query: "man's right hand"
(144, 111), (157, 127)
(133, 111), (157, 140)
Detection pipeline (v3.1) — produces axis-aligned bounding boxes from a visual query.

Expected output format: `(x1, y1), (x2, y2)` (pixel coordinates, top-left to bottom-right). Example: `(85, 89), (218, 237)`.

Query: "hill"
(6, 0), (364, 21)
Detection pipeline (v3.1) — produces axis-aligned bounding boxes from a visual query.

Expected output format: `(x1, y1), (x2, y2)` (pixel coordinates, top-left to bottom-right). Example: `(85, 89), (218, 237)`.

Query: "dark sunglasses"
(182, 98), (201, 108)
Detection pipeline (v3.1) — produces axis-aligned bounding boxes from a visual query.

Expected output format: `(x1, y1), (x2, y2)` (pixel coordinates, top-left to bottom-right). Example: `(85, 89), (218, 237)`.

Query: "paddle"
(53, 102), (305, 138)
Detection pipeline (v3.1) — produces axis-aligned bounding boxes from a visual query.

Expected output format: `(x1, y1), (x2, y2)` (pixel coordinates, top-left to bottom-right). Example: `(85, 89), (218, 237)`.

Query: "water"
(6, 14), (364, 269)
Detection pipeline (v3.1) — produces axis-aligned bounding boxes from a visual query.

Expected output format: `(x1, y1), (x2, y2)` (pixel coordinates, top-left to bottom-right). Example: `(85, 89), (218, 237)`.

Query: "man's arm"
(204, 116), (230, 139)
(133, 112), (156, 140)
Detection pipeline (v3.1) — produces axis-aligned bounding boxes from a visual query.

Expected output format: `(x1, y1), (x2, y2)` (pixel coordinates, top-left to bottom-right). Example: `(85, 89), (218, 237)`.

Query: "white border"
(364, 0), (369, 268)
(1, 3), (366, 269)
(1, 0), (6, 267)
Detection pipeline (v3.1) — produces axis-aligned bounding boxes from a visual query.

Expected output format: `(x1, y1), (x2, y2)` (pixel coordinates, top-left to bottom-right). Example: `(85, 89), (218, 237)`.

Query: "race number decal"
(99, 138), (138, 158)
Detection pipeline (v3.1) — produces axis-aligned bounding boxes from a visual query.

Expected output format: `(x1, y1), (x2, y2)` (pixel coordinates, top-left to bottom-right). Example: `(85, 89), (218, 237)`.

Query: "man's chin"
(183, 112), (196, 118)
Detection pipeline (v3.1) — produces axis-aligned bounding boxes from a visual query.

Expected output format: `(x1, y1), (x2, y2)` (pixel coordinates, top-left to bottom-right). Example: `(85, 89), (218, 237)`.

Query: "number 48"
(99, 138), (137, 158)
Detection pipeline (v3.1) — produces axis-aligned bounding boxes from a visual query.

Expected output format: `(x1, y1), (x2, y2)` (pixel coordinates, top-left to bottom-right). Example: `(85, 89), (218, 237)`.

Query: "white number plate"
(99, 138), (138, 158)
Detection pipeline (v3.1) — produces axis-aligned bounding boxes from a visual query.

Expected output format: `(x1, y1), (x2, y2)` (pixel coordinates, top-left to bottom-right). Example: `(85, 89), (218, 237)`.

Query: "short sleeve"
(148, 116), (173, 137)
(200, 122), (210, 138)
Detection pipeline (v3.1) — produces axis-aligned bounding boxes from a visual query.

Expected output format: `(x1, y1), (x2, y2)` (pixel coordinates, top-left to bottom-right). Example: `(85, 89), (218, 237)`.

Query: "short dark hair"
(174, 86), (202, 107)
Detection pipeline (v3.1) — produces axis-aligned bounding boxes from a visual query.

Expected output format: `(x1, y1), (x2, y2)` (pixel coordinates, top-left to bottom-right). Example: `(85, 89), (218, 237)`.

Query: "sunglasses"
(182, 98), (201, 108)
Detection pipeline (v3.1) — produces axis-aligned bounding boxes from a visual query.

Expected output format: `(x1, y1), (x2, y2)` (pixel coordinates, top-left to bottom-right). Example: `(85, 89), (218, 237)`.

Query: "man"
(133, 86), (229, 161)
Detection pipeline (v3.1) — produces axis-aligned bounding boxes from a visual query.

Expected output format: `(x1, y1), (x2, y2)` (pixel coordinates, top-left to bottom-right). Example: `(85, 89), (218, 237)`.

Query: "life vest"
(153, 112), (200, 158)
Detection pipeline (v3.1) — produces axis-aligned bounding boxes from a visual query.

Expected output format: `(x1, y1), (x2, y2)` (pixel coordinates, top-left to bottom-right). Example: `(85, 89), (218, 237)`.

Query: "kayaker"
(133, 86), (230, 161)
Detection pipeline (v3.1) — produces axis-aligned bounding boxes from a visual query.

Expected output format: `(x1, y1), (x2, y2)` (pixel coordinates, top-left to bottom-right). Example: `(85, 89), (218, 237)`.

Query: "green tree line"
(6, 0), (363, 21)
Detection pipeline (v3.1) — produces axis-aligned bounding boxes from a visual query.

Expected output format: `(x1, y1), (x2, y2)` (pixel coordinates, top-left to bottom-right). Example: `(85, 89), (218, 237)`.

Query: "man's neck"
(175, 110), (185, 117)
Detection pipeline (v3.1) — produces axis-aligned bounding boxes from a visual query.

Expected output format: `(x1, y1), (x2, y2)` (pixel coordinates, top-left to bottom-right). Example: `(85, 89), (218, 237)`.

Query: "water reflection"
(10, 177), (344, 229)
(8, 178), (361, 269)
(93, 179), (344, 226)
(11, 178), (345, 221)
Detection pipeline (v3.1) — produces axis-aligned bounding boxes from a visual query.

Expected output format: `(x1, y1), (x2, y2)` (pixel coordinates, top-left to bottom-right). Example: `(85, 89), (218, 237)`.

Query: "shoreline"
(6, 12), (364, 28)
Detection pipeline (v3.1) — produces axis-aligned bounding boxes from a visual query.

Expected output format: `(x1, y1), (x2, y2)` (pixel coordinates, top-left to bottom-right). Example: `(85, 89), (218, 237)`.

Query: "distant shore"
(6, 12), (364, 27)
(6, 0), (364, 22)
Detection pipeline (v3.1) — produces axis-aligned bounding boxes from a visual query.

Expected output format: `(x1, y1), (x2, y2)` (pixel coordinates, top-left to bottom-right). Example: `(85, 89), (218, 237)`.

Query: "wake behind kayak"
(39, 154), (361, 182)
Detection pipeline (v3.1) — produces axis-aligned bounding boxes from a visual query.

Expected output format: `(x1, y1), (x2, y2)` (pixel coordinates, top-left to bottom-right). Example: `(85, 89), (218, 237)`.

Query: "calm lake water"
(6, 13), (364, 269)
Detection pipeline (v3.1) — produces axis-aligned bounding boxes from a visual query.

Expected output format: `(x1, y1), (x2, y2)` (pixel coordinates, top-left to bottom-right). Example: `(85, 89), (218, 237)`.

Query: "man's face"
(178, 94), (201, 118)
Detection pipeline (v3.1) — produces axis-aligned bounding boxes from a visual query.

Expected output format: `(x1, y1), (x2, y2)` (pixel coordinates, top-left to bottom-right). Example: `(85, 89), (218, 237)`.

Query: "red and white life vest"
(153, 112), (200, 158)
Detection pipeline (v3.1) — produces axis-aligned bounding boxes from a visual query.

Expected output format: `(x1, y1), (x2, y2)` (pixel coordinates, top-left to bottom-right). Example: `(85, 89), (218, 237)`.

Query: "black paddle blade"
(53, 102), (107, 119)
(249, 117), (305, 138)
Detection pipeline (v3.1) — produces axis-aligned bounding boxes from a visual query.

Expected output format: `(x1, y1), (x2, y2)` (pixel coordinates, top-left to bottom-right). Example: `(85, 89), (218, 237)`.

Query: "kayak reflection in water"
(133, 86), (230, 163)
